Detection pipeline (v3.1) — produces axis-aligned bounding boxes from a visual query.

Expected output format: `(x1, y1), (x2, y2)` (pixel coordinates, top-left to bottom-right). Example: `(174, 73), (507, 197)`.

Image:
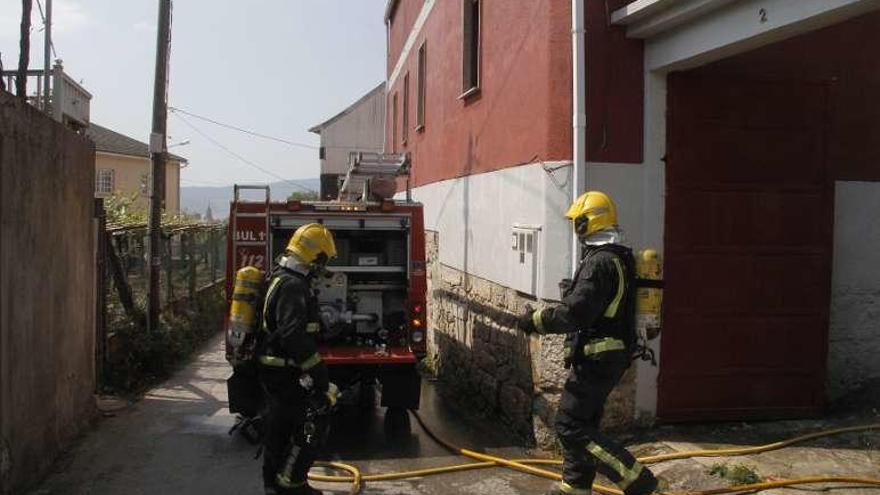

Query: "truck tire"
(384, 407), (412, 437)
(379, 364), (421, 410)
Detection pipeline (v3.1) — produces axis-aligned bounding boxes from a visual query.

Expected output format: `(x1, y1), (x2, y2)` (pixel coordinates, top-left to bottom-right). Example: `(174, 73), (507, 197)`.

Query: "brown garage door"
(659, 74), (833, 421)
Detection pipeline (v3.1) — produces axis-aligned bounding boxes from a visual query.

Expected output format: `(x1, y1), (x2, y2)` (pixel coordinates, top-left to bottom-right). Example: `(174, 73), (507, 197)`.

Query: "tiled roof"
(86, 123), (187, 163)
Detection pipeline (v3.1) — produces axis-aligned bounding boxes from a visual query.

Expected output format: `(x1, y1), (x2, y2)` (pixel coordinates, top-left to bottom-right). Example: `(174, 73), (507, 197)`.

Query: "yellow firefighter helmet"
(565, 191), (618, 238)
(285, 223), (337, 265)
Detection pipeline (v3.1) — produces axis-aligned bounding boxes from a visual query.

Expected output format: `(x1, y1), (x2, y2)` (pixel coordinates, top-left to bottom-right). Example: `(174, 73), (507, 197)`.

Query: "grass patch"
(709, 462), (761, 485)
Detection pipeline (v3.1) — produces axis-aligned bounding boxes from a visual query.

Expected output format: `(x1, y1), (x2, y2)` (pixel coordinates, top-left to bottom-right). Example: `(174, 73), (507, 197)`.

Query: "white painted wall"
(829, 181), (880, 398)
(409, 162), (573, 301)
(318, 87), (385, 176)
(578, 76), (667, 424)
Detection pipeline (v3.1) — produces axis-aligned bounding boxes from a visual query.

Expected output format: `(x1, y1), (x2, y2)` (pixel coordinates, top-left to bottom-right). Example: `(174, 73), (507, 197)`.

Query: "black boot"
(624, 469), (658, 495)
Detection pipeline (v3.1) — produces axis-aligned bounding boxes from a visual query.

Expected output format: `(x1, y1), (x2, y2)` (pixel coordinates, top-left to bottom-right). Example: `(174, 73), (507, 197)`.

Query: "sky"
(0, 0), (387, 187)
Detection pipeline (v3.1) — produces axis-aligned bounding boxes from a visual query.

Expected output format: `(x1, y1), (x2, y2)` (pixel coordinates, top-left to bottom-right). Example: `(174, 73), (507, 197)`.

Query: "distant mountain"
(180, 179), (320, 219)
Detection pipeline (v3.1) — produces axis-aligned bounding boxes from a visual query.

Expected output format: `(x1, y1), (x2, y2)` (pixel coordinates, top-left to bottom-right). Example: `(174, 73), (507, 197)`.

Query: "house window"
(417, 42), (427, 130)
(96, 169), (114, 195)
(461, 0), (481, 96)
(402, 72), (410, 145)
(319, 146), (326, 160)
(392, 92), (399, 153)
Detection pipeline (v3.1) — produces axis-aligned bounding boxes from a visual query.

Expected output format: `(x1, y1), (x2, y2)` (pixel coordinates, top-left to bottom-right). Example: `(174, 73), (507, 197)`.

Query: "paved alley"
(28, 333), (880, 495)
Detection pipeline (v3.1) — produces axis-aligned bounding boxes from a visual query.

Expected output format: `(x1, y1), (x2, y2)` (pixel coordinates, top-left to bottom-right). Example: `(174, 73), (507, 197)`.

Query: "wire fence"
(94, 199), (228, 391)
(102, 224), (227, 325)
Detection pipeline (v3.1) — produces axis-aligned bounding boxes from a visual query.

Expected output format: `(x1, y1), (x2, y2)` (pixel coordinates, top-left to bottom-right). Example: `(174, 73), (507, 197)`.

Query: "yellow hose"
(307, 414), (880, 494)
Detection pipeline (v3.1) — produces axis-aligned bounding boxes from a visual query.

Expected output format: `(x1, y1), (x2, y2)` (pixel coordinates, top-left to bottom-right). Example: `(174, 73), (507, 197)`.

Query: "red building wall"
(386, 0), (574, 189)
(682, 10), (880, 181)
(585, 0), (644, 163)
(387, 0), (423, 77)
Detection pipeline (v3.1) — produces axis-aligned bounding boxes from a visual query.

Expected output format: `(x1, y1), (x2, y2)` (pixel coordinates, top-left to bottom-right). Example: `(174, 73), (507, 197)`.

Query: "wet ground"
(28, 334), (551, 495)
(28, 333), (880, 495)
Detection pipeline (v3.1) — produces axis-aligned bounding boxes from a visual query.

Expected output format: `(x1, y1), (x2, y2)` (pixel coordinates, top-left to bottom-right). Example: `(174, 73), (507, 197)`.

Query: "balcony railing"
(2, 61), (91, 130)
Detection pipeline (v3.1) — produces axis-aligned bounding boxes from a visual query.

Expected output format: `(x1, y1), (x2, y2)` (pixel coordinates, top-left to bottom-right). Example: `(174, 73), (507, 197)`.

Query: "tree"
(288, 190), (319, 201)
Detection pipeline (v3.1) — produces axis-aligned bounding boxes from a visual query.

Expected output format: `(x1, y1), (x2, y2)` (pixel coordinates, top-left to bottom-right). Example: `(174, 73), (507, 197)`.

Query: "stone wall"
(426, 231), (636, 448)
(0, 91), (97, 494)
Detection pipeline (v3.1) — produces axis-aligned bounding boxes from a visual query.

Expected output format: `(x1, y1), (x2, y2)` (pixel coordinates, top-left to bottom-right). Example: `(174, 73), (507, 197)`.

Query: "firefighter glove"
(517, 305), (537, 335)
(326, 382), (339, 408)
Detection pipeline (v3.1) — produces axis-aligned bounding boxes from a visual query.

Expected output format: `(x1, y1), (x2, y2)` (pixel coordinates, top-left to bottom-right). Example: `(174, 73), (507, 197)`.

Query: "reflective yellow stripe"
(258, 355), (292, 367)
(604, 256), (626, 318)
(235, 279), (263, 290)
(558, 481), (590, 494)
(261, 277), (283, 332)
(587, 442), (644, 489)
(305, 322), (320, 334)
(276, 473), (305, 488)
(299, 352), (322, 371)
(583, 337), (625, 357)
(532, 308), (547, 334)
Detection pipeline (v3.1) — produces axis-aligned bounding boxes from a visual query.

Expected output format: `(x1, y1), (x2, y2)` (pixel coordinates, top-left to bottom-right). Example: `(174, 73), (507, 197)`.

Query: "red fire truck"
(225, 153), (426, 411)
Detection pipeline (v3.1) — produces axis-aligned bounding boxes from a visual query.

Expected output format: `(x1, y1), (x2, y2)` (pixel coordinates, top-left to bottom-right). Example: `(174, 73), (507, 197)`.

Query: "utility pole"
(43, 0), (51, 110)
(147, 0), (172, 334)
(17, 0), (33, 98)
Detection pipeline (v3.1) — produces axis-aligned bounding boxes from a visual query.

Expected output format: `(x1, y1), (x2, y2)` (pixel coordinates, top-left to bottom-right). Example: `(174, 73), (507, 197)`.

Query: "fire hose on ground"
(307, 415), (880, 495)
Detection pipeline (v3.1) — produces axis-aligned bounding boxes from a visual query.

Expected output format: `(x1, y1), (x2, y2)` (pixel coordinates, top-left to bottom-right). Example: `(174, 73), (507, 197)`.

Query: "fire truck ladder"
(231, 185), (270, 268)
(338, 152), (411, 202)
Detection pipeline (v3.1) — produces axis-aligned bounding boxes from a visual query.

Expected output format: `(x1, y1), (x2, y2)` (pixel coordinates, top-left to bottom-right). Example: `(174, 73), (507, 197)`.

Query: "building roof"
(384, 0), (399, 22)
(308, 83), (385, 134)
(86, 123), (188, 163)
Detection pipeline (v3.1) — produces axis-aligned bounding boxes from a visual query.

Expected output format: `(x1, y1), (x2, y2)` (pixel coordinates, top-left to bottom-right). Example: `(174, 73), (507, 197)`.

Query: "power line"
(169, 106), (319, 150)
(172, 112), (314, 193)
(168, 106), (382, 152)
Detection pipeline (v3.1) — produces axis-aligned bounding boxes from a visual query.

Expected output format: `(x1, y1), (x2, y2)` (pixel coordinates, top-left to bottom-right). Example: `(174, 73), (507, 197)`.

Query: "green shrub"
(103, 285), (226, 394)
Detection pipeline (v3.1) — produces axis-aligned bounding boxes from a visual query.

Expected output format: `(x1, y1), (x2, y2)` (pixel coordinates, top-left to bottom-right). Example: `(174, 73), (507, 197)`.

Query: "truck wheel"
(384, 407), (412, 437)
(379, 364), (421, 410)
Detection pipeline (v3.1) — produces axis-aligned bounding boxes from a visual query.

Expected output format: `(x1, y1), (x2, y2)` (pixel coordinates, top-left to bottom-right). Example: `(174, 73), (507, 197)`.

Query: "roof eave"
(384, 0), (398, 22)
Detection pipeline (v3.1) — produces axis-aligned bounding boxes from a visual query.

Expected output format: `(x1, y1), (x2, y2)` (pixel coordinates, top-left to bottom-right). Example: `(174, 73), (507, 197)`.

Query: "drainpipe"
(571, 0), (587, 275)
(384, 18), (391, 154)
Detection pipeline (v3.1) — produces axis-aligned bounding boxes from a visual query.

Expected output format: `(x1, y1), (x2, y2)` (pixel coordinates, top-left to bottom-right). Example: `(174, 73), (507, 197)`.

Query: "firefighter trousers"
(260, 367), (318, 493)
(555, 357), (657, 495)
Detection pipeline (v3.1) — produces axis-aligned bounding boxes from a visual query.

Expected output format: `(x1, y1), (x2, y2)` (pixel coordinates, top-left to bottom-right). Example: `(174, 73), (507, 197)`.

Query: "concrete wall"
(317, 86), (385, 177)
(636, 0), (880, 72)
(95, 153), (182, 214)
(829, 181), (880, 398)
(412, 162), (640, 446)
(411, 161), (573, 301)
(0, 92), (97, 494)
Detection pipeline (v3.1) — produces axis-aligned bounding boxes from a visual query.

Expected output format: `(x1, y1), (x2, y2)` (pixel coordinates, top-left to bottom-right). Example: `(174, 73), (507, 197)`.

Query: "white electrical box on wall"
(511, 224), (540, 295)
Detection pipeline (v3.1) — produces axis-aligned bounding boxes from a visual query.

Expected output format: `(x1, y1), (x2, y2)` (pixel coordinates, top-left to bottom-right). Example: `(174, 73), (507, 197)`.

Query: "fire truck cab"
(225, 153), (426, 410)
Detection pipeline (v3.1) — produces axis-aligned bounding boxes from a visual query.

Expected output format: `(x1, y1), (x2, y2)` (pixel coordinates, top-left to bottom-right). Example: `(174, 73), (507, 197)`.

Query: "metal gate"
(659, 74), (833, 421)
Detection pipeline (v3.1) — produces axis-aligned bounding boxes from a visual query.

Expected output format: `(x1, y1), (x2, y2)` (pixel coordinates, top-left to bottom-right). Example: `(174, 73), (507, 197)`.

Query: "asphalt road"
(28, 334), (553, 495)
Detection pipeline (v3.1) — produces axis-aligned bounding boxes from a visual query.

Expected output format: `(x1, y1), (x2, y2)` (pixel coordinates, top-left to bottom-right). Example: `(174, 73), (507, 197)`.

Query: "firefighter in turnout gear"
(259, 223), (339, 495)
(518, 191), (658, 495)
